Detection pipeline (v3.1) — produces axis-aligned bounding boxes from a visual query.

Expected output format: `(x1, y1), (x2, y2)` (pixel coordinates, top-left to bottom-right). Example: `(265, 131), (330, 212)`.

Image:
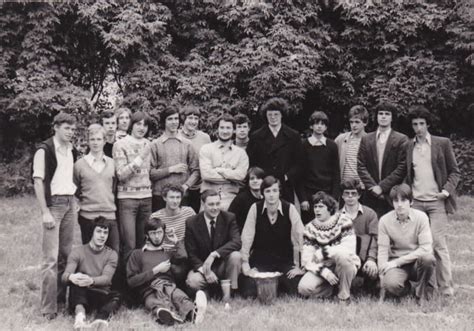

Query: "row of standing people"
(32, 97), (460, 324)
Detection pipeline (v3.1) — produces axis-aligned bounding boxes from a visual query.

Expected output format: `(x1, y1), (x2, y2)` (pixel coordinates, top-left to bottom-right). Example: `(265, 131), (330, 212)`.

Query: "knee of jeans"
(333, 251), (357, 268)
(186, 272), (205, 290)
(418, 254), (436, 268)
(228, 251), (241, 266)
(297, 277), (313, 296)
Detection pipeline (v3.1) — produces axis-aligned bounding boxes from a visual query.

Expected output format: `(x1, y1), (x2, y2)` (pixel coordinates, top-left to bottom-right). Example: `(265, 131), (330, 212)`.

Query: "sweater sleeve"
(377, 218), (390, 270)
(240, 203), (257, 263)
(392, 214), (433, 267)
(289, 204), (304, 267)
(92, 250), (118, 287)
(149, 141), (171, 181)
(221, 149), (249, 182)
(126, 250), (156, 288)
(301, 224), (325, 274)
(199, 144), (227, 183)
(184, 144), (200, 188)
(367, 209), (379, 262)
(62, 248), (81, 284)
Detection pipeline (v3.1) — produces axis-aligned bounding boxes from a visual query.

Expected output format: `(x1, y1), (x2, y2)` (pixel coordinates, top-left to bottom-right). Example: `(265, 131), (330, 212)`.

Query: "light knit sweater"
(113, 135), (152, 199)
(301, 212), (360, 277)
(74, 156), (116, 219)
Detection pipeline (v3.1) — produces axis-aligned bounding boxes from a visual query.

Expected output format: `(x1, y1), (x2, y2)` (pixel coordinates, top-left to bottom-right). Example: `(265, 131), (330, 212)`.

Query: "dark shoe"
(156, 308), (181, 326)
(43, 313), (57, 320)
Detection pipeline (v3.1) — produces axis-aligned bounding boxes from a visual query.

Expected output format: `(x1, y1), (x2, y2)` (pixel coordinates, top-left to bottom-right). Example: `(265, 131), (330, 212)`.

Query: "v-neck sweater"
(74, 157), (116, 219)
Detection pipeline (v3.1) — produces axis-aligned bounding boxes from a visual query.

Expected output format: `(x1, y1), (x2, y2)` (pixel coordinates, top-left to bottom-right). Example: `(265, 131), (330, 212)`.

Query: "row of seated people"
(63, 178), (435, 328)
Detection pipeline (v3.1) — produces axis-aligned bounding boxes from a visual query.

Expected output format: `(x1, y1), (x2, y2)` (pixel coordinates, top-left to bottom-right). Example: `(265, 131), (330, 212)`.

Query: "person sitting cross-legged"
(126, 217), (207, 326)
(298, 192), (361, 302)
(62, 217), (120, 330)
(378, 184), (436, 302)
(340, 178), (379, 294)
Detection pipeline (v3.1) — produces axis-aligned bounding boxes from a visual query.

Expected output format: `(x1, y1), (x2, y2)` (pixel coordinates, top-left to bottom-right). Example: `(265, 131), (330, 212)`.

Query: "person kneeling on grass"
(62, 217), (120, 330)
(298, 192), (360, 302)
(378, 184), (435, 302)
(126, 216), (207, 326)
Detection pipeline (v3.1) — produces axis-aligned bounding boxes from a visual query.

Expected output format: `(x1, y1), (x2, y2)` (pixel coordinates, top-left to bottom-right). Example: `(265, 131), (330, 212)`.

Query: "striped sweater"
(112, 135), (152, 199)
(301, 212), (360, 277)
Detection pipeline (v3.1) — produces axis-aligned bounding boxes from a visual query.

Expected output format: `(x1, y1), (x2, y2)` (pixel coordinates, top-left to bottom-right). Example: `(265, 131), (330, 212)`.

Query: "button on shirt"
(32, 136), (76, 195)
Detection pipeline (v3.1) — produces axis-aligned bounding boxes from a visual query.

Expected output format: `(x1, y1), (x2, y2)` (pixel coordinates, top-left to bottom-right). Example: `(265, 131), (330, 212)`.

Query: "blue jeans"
(118, 198), (152, 260)
(41, 195), (76, 314)
(412, 199), (453, 294)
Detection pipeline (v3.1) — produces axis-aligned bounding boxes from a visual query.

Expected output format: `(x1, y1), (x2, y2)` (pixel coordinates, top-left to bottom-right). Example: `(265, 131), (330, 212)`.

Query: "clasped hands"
(69, 273), (94, 287)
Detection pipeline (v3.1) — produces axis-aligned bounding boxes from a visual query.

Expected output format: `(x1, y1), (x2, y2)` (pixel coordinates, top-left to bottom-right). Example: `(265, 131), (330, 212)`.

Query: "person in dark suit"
(357, 102), (408, 217)
(185, 189), (242, 295)
(247, 97), (303, 203)
(405, 105), (460, 296)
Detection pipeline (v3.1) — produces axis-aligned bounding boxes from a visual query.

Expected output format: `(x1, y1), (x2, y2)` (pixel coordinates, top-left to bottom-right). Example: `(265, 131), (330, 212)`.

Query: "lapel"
(264, 125), (290, 155)
(381, 130), (396, 174)
(368, 133), (379, 180)
(430, 136), (441, 179)
(197, 213), (212, 252)
(406, 138), (415, 180)
(213, 213), (226, 248)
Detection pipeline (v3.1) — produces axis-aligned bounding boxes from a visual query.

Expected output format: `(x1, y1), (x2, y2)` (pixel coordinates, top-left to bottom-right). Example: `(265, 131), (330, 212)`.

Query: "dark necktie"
(210, 219), (216, 244)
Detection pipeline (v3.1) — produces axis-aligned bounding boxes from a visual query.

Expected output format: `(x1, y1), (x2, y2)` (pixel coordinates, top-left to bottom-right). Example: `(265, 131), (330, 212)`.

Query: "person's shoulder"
(334, 132), (348, 144)
(326, 138), (337, 148)
(361, 205), (377, 218)
(104, 246), (118, 259)
(391, 130), (408, 140)
(281, 124), (300, 137)
(197, 130), (211, 140)
(431, 135), (450, 145)
(410, 208), (429, 222)
(128, 248), (143, 261)
(181, 206), (196, 216)
(186, 212), (201, 224)
(379, 210), (396, 224)
(220, 210), (236, 221)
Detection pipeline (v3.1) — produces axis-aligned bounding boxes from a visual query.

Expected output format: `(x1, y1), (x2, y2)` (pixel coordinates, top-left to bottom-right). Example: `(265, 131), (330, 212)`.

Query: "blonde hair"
(88, 123), (106, 140)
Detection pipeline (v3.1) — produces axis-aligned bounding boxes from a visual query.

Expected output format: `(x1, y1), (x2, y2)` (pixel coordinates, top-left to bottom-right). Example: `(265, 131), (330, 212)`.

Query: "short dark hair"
(375, 101), (398, 118)
(53, 112), (76, 126)
(214, 113), (236, 130)
(389, 184), (413, 202)
(308, 111), (329, 126)
(260, 97), (289, 120)
(162, 184), (184, 198)
(348, 105), (369, 123)
(341, 178), (363, 195)
(245, 166), (265, 185)
(129, 111), (152, 134)
(260, 175), (281, 195)
(100, 110), (116, 124)
(145, 216), (166, 234)
(181, 105), (202, 121)
(234, 113), (251, 127)
(201, 189), (220, 203)
(312, 191), (338, 215)
(161, 105), (180, 127)
(92, 216), (111, 231)
(408, 105), (432, 126)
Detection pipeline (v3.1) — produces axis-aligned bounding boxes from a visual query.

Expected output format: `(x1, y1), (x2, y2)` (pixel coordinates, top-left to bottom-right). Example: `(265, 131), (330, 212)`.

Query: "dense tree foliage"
(0, 0), (473, 194)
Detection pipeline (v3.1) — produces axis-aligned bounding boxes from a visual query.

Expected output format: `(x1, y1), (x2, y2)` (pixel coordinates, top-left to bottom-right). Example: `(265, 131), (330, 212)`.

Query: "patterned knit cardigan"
(301, 212), (360, 277)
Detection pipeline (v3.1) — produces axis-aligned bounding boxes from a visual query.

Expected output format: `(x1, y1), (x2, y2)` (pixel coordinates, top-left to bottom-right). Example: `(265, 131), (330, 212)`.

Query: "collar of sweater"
(305, 213), (352, 245)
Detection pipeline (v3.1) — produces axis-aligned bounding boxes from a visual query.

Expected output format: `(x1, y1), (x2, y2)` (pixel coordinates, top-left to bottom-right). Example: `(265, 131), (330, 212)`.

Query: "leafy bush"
(452, 137), (474, 195)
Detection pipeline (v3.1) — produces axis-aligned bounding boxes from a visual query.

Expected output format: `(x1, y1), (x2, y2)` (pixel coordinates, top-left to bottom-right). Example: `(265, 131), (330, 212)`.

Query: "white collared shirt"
(269, 124), (282, 138)
(308, 135), (327, 146)
(341, 203), (364, 220)
(204, 213), (218, 237)
(84, 152), (107, 173)
(376, 128), (391, 144)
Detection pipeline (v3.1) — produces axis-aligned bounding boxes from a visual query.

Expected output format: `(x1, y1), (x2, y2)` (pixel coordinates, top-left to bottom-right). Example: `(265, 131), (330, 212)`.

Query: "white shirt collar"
(414, 132), (431, 145)
(308, 135), (327, 146)
(341, 203), (364, 216)
(261, 200), (284, 215)
(376, 128), (391, 139)
(53, 136), (72, 152)
(216, 140), (233, 150)
(268, 124), (282, 137)
(158, 133), (183, 143)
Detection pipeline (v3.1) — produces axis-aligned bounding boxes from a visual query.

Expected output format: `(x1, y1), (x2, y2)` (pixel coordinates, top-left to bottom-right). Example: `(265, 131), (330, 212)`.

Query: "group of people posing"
(32, 97), (460, 329)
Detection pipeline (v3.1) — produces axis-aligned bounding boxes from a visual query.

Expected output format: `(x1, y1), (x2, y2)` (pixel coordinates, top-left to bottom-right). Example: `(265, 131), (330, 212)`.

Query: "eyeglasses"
(342, 191), (359, 197)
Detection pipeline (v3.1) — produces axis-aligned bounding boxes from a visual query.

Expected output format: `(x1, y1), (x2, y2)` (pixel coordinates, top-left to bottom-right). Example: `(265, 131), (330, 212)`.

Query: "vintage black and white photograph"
(0, 0), (473, 330)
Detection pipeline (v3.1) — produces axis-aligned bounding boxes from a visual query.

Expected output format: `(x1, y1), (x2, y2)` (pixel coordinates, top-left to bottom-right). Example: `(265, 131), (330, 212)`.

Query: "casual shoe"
(192, 290), (207, 324)
(73, 312), (89, 330)
(89, 319), (109, 330)
(43, 313), (57, 321)
(156, 308), (182, 326)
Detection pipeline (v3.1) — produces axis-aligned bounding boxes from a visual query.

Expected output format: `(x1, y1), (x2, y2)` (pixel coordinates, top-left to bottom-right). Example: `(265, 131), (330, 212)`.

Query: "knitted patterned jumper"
(301, 212), (360, 277)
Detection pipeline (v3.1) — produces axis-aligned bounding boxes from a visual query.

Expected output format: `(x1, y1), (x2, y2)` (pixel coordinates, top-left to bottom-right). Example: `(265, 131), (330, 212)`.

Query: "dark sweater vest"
(34, 137), (78, 207)
(251, 200), (293, 266)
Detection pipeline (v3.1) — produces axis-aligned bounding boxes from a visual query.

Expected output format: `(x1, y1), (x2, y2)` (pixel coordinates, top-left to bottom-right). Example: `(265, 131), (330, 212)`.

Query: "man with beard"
(127, 217), (207, 326)
(199, 114), (249, 211)
(62, 217), (120, 330)
(150, 105), (199, 211)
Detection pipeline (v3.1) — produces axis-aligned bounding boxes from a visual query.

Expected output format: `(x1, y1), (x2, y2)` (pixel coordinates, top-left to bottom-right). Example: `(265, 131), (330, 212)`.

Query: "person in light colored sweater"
(378, 184), (435, 301)
(113, 111), (153, 259)
(298, 191), (360, 301)
(62, 217), (119, 330)
(74, 124), (119, 253)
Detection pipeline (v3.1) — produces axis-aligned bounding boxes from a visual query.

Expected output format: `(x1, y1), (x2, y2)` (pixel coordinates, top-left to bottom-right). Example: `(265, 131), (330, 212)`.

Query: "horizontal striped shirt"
(342, 135), (362, 185)
(150, 207), (196, 248)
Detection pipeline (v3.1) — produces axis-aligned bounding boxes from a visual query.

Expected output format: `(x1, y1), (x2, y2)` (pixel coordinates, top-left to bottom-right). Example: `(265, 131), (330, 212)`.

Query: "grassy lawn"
(1, 195), (473, 330)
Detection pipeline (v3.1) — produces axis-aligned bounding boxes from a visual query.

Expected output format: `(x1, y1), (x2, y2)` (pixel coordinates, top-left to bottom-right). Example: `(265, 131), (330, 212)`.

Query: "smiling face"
(266, 110), (282, 128)
(377, 110), (392, 129)
(54, 122), (76, 144)
(249, 174), (263, 192)
(203, 194), (221, 219)
(184, 114), (199, 132)
(88, 131), (105, 154)
(165, 113), (180, 135)
(217, 119), (234, 142)
(313, 202), (331, 222)
(117, 112), (130, 131)
(164, 190), (182, 211)
(131, 119), (148, 139)
(91, 226), (109, 248)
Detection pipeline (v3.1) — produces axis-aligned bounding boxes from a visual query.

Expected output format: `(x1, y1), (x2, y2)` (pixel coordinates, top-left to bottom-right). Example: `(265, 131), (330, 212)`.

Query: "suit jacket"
(185, 211), (242, 271)
(405, 135), (460, 214)
(247, 124), (303, 199)
(357, 129), (408, 196)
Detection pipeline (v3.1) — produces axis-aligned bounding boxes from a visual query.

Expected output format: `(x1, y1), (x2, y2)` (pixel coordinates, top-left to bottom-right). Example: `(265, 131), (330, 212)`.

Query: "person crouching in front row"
(298, 192), (360, 302)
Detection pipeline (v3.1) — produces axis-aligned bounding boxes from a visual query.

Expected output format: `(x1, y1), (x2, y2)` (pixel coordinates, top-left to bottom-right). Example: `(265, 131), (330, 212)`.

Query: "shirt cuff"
(441, 189), (450, 197)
